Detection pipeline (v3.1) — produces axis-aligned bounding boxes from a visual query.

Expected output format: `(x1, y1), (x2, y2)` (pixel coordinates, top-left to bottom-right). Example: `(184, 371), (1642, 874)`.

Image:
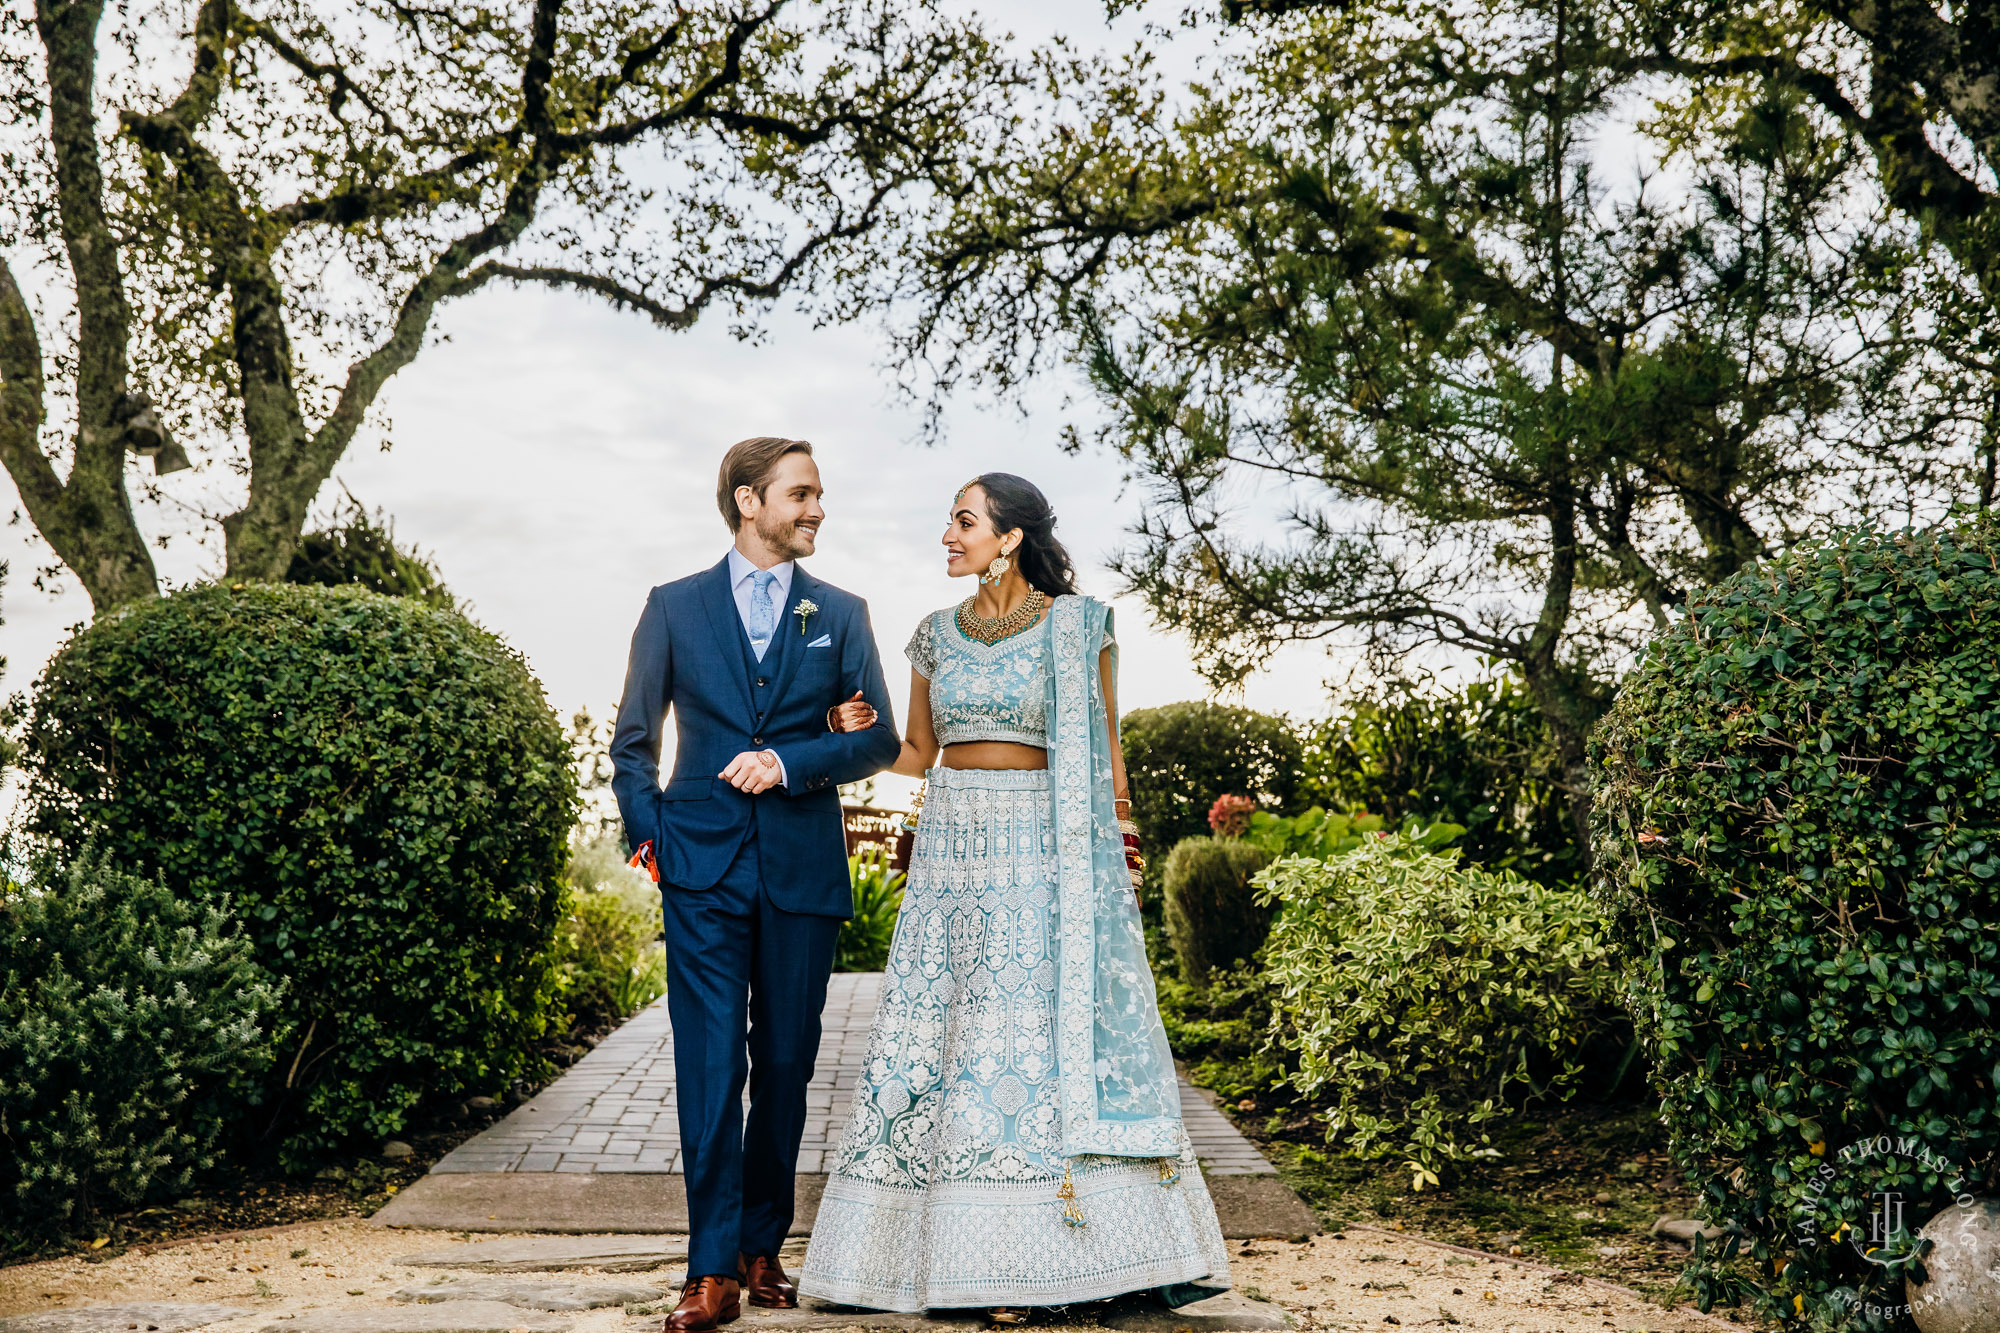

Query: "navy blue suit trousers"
(662, 829), (840, 1277)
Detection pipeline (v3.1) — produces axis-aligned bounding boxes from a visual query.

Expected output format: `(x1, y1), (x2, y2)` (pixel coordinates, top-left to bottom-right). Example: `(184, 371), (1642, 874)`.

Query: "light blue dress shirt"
(725, 547), (794, 787)
(727, 547), (795, 662)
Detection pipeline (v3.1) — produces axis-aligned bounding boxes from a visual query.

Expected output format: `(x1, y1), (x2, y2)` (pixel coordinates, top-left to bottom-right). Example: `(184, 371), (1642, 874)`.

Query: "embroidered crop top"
(907, 601), (1112, 748)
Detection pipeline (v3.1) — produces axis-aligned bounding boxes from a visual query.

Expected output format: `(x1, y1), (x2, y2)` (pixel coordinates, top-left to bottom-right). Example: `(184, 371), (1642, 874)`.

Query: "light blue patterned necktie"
(748, 568), (778, 655)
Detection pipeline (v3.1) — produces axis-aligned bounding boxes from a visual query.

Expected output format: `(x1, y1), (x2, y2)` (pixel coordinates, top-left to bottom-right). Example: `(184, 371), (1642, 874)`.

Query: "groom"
(611, 436), (900, 1331)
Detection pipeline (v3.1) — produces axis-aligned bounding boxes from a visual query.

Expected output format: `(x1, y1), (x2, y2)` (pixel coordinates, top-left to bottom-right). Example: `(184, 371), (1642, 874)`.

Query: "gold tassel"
(1158, 1157), (1181, 1188)
(899, 780), (927, 833)
(1058, 1161), (1086, 1228)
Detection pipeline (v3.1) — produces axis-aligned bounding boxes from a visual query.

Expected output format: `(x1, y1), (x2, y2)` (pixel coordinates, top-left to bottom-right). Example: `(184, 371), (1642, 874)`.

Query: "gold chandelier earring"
(980, 545), (1014, 586)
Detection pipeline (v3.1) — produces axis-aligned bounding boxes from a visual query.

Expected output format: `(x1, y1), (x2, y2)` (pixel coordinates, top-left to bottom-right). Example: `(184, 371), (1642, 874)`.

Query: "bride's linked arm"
(831, 667), (935, 777)
(890, 670), (939, 778)
(1100, 645), (1130, 804)
(765, 600), (901, 794)
(1102, 644), (1145, 904)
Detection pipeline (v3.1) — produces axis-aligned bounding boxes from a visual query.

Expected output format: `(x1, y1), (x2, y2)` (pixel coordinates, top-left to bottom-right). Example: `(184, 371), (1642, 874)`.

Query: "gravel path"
(0, 1219), (1752, 1333)
(1228, 1227), (1752, 1333)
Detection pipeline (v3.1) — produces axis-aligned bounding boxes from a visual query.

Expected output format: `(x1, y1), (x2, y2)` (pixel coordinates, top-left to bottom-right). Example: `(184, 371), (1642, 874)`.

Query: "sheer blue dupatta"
(1045, 595), (1186, 1159)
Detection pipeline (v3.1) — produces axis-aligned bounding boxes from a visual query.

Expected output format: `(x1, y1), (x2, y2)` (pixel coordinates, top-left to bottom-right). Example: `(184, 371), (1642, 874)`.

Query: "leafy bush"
(1161, 836), (1272, 985)
(555, 836), (665, 1033)
(836, 850), (905, 973)
(1122, 702), (1302, 857)
(0, 855), (279, 1232)
(1593, 517), (2000, 1327)
(1243, 806), (1462, 861)
(286, 495), (456, 609)
(1156, 960), (1289, 1103)
(1257, 835), (1624, 1186)
(20, 582), (576, 1164)
(1299, 674), (1580, 884)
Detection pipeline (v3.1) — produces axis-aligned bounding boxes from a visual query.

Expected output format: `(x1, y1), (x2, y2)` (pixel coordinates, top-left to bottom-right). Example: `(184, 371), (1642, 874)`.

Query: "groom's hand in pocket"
(720, 748), (784, 794)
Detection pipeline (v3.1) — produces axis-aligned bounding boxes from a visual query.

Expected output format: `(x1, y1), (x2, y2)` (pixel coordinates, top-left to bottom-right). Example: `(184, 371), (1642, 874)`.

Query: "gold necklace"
(957, 586), (1048, 644)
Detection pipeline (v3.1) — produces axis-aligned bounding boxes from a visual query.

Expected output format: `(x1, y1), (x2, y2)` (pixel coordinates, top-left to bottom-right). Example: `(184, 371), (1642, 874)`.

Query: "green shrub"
(1155, 960), (1290, 1103)
(835, 850), (905, 974)
(555, 836), (665, 1033)
(1592, 517), (2000, 1327)
(1122, 702), (1302, 857)
(1161, 836), (1273, 985)
(20, 582), (576, 1164)
(1256, 835), (1624, 1187)
(1299, 674), (1581, 885)
(1243, 806), (1463, 861)
(286, 496), (456, 609)
(0, 854), (279, 1232)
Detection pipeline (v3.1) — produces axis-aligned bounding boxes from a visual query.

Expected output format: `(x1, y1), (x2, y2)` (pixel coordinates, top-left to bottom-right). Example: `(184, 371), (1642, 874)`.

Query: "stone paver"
(392, 1276), (664, 1309)
(257, 1305), (570, 1333)
(0, 1306), (246, 1333)
(393, 1235), (686, 1271)
(435, 973), (1276, 1178)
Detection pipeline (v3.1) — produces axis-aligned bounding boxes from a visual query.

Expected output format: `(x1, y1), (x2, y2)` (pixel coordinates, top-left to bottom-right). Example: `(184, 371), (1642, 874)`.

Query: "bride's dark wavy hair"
(969, 472), (1078, 598)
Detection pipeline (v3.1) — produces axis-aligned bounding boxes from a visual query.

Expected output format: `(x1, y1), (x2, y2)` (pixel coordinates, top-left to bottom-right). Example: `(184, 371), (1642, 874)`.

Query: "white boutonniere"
(794, 599), (819, 635)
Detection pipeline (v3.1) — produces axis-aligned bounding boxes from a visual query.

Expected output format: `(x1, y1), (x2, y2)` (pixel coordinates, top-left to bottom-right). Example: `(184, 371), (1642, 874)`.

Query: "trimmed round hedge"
(22, 582), (577, 1164)
(1161, 836), (1272, 985)
(1593, 519), (2000, 1327)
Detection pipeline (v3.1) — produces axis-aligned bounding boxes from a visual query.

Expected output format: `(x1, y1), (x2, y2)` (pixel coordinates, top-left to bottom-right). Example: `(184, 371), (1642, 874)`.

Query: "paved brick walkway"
(435, 972), (1277, 1178)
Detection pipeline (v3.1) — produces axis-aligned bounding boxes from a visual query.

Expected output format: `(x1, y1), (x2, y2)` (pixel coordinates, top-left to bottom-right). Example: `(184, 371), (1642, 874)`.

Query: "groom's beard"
(755, 510), (816, 560)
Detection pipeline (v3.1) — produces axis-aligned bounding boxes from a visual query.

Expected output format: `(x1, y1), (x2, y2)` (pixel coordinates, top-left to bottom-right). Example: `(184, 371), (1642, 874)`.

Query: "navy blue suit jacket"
(610, 556), (901, 917)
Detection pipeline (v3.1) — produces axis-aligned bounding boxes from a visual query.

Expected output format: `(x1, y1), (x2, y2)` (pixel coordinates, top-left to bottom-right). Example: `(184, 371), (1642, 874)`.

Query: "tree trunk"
(1552, 718), (1595, 866)
(1, 0), (159, 612)
(1519, 656), (1606, 867)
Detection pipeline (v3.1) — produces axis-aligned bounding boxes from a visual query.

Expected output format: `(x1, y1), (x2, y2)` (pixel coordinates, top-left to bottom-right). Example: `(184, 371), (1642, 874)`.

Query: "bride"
(798, 473), (1231, 1318)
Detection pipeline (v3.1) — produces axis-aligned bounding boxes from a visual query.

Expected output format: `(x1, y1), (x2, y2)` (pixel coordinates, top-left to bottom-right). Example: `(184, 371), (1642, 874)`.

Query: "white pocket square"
(808, 634), (832, 648)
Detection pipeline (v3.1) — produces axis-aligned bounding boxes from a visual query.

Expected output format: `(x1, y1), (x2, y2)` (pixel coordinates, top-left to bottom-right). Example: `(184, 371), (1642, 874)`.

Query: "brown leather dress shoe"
(738, 1251), (799, 1309)
(665, 1274), (741, 1331)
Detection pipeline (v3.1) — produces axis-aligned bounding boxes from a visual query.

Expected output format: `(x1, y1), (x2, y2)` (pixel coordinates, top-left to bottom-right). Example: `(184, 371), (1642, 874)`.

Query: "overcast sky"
(0, 1), (1356, 812)
(1, 289), (1349, 812)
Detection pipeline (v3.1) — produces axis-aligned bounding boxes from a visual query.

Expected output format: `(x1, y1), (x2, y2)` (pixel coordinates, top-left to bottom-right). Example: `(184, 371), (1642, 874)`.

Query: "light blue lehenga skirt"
(798, 767), (1232, 1313)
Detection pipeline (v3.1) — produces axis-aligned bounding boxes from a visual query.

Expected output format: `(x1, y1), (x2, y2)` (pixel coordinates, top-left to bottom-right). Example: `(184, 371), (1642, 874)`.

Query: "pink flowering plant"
(1207, 793), (1257, 838)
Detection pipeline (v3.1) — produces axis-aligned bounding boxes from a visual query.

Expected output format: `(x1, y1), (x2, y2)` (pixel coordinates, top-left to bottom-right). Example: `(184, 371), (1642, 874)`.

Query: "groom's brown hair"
(717, 436), (814, 532)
